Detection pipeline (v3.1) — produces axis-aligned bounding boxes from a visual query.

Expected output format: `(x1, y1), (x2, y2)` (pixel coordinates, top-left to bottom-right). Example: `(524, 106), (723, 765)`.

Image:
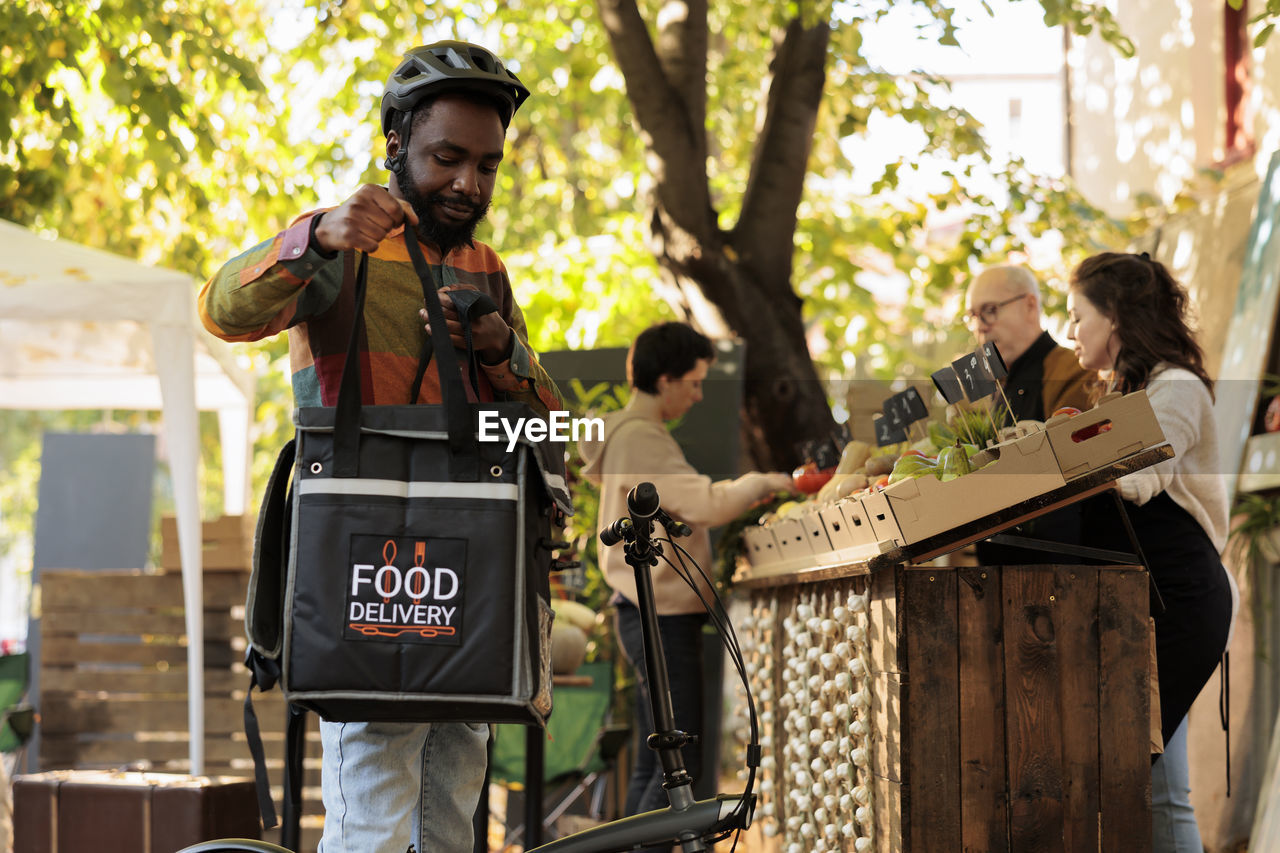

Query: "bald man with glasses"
(965, 264), (1093, 569)
(964, 264), (1091, 422)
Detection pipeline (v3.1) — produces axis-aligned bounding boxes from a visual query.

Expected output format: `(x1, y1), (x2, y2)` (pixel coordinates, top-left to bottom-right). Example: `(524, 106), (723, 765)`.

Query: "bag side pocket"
(247, 437), (296, 661)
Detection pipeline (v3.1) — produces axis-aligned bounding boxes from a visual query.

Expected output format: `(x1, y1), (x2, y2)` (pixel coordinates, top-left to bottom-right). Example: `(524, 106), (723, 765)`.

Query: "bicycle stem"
(532, 482), (750, 853)
(620, 483), (698, 807)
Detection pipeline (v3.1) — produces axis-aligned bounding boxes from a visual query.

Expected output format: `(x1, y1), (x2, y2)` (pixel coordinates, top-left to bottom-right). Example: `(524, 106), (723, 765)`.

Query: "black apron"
(1081, 490), (1232, 745)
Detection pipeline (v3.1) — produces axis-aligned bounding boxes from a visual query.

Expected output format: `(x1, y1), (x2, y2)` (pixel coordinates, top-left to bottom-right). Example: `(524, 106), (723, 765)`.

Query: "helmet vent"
(380, 41), (531, 136)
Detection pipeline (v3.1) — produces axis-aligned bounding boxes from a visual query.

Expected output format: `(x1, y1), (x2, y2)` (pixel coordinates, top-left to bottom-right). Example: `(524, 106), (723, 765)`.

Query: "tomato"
(1070, 420), (1114, 443)
(1267, 396), (1280, 432)
(794, 464), (835, 494)
(1051, 406), (1082, 419)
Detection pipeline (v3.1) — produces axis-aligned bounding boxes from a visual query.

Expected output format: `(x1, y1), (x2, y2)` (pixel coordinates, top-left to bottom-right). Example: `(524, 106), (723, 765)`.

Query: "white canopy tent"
(0, 218), (256, 774)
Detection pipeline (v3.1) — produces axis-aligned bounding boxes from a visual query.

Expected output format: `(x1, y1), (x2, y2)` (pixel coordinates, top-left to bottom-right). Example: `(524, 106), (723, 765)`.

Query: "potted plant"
(1229, 492), (1280, 569)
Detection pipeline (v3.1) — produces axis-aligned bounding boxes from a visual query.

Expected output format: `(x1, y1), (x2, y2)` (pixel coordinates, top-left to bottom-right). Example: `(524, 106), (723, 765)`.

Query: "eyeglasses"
(962, 294), (1026, 328)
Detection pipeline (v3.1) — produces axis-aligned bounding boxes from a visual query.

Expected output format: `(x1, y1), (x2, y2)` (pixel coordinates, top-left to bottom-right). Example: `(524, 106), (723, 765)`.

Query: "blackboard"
(25, 431), (156, 772)
(33, 433), (156, 572)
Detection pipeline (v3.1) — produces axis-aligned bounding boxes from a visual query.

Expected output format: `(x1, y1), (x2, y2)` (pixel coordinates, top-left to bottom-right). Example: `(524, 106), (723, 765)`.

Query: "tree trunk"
(647, 203), (835, 471)
(598, 0), (837, 470)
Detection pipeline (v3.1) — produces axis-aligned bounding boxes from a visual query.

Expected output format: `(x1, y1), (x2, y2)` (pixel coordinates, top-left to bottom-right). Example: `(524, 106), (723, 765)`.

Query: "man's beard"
(399, 174), (490, 254)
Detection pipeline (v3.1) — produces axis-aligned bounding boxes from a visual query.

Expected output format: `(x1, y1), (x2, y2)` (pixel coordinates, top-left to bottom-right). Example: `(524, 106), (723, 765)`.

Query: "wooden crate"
(159, 514), (253, 571)
(744, 562), (1152, 852)
(38, 568), (324, 850)
(14, 770), (261, 852)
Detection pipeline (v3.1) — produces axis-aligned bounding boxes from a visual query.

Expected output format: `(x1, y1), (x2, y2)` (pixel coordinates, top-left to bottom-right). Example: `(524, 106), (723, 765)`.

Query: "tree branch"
(733, 17), (830, 292)
(597, 0), (713, 237)
(654, 0), (708, 164)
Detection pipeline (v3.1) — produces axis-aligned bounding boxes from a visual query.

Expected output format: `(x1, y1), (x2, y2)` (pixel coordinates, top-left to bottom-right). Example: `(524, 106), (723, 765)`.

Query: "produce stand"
(733, 396), (1172, 852)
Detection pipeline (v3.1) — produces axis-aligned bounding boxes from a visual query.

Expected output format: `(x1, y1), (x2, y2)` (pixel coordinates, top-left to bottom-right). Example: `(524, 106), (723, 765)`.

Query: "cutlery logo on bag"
(344, 534), (466, 645)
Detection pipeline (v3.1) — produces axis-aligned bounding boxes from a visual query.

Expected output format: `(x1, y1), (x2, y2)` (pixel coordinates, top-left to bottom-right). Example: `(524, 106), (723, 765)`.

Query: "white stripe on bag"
(300, 478), (519, 501)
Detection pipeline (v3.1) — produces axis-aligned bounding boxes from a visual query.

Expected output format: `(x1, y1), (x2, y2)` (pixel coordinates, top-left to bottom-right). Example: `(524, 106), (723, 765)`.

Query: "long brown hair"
(1070, 252), (1213, 399)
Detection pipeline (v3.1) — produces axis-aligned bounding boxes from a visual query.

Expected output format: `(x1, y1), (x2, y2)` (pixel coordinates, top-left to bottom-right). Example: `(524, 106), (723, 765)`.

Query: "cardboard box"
(820, 498), (897, 563)
(818, 500), (866, 554)
(798, 509), (835, 560)
(160, 514), (253, 571)
(1046, 390), (1166, 480)
(741, 390), (1168, 568)
(740, 514), (834, 579)
(14, 770), (261, 852)
(737, 497), (900, 580)
(869, 429), (1066, 546)
(859, 488), (906, 547)
(771, 517), (816, 566)
(742, 526), (782, 570)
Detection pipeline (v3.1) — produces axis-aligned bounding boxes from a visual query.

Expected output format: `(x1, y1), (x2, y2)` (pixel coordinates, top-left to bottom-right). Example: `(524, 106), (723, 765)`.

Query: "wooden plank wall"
(956, 566), (1008, 853)
(898, 563), (1152, 853)
(38, 567), (324, 850)
(899, 568), (960, 851)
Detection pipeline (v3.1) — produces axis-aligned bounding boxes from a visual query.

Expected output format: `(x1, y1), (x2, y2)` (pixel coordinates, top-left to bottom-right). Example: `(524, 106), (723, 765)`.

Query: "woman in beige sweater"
(580, 322), (792, 831)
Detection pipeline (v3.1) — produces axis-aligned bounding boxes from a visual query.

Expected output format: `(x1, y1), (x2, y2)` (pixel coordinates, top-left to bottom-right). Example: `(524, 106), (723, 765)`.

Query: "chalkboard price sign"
(931, 366), (964, 405)
(951, 350), (998, 401)
(981, 341), (1008, 380)
(896, 386), (929, 423)
(883, 395), (907, 430)
(873, 413), (908, 447)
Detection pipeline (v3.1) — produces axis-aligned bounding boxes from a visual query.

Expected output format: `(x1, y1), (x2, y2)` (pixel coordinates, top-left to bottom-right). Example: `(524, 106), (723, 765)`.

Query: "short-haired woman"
(580, 322), (793, 834)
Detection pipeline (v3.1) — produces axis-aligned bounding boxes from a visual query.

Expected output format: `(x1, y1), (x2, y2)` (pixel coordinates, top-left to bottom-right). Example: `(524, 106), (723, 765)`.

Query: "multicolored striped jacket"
(200, 210), (563, 416)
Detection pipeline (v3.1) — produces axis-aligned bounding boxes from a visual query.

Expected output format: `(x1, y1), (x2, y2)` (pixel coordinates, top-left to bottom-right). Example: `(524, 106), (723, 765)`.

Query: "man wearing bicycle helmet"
(200, 42), (561, 853)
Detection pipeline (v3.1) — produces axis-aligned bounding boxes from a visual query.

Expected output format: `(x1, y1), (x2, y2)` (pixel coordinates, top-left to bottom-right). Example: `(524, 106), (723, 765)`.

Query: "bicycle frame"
(530, 482), (755, 852)
(526, 794), (749, 852)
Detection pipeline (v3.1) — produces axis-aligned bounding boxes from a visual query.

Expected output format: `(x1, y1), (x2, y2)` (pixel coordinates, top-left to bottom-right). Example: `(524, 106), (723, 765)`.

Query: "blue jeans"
(615, 601), (706, 820)
(317, 719), (488, 853)
(1151, 716), (1203, 853)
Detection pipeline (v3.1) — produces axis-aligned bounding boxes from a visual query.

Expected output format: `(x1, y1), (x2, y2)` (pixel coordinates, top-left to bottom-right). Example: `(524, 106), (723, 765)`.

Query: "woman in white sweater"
(1067, 251), (1233, 852)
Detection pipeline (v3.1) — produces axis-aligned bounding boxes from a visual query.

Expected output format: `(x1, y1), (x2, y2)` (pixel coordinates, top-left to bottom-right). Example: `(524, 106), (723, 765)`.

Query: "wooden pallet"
(38, 567), (324, 850)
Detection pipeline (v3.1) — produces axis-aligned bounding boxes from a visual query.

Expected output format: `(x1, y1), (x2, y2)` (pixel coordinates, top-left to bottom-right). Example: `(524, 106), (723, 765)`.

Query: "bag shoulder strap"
(240, 662), (306, 837)
(242, 437), (296, 831)
(333, 234), (479, 480)
(408, 280), (498, 405)
(280, 705), (308, 850)
(243, 665), (280, 829)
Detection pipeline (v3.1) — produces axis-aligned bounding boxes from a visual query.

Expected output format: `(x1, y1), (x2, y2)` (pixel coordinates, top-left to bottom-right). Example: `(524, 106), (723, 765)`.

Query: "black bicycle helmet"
(380, 41), (530, 136)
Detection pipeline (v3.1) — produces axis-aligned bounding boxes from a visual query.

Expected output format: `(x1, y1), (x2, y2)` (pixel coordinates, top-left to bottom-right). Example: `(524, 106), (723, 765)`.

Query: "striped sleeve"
(199, 213), (342, 342)
(482, 296), (566, 418)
